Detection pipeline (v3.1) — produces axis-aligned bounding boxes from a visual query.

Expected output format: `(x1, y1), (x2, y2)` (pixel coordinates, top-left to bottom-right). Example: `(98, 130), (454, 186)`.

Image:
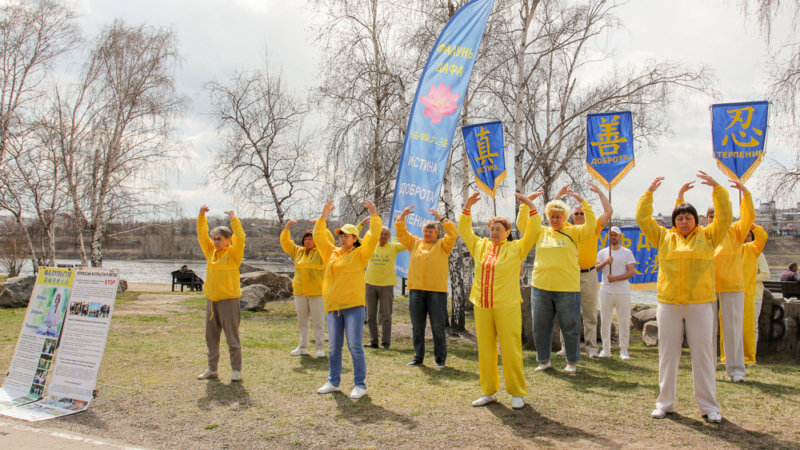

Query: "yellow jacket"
(638, 186), (732, 305)
(365, 242), (407, 286)
(742, 225), (768, 299)
(518, 201), (596, 292)
(516, 210), (602, 270)
(459, 210), (538, 308)
(395, 220), (458, 293)
(197, 216), (246, 301)
(280, 229), (330, 297)
(314, 216), (381, 312)
(677, 191), (755, 292)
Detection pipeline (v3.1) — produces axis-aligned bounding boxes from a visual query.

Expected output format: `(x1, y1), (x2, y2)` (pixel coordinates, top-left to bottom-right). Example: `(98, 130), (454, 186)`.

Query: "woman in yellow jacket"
(196, 206), (246, 383)
(637, 172), (732, 423)
(281, 220), (334, 358)
(395, 205), (458, 368)
(459, 192), (539, 409)
(314, 199), (381, 400)
(739, 225), (768, 365)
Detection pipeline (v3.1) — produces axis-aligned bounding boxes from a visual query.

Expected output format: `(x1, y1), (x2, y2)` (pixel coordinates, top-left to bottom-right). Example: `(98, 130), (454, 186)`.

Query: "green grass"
(0, 292), (798, 449)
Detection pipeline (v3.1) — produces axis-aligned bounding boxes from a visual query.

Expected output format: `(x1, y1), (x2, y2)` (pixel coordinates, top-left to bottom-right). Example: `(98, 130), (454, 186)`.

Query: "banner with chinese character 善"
(597, 226), (658, 290)
(390, 0), (495, 278)
(462, 120), (506, 198)
(711, 101), (769, 183)
(586, 111), (635, 191)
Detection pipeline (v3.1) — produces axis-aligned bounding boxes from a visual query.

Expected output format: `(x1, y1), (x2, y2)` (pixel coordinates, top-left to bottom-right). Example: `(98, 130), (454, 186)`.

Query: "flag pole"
(607, 186), (612, 279)
(493, 197), (497, 216)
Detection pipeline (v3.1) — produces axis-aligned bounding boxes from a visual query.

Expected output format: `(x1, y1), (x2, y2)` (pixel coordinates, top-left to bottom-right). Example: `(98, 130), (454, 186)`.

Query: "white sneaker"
(316, 349), (326, 358)
(620, 349), (630, 360)
(534, 361), (552, 372)
(350, 386), (367, 399)
(434, 362), (446, 369)
(197, 368), (218, 380)
(598, 349), (612, 358)
(564, 364), (577, 374)
(731, 375), (745, 383)
(556, 348), (567, 357)
(706, 412), (722, 423)
(511, 396), (524, 409)
(651, 408), (668, 419)
(471, 395), (496, 407)
(317, 382), (341, 394)
(290, 347), (309, 356)
(231, 370), (242, 382)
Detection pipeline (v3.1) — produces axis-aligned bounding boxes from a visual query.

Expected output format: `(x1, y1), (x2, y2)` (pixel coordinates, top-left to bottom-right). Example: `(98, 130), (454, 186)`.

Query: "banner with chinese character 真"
(596, 226), (658, 290)
(586, 111), (635, 191)
(711, 101), (769, 183)
(462, 120), (506, 198)
(390, 0), (495, 278)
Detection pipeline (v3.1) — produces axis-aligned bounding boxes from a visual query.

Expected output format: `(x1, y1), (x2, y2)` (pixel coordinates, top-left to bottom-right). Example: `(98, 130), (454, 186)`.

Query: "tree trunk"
(90, 223), (103, 267)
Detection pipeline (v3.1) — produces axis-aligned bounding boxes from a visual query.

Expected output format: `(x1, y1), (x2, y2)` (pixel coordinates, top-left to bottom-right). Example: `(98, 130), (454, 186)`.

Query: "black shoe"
(381, 343), (390, 349)
(406, 360), (423, 366)
(366, 343), (379, 348)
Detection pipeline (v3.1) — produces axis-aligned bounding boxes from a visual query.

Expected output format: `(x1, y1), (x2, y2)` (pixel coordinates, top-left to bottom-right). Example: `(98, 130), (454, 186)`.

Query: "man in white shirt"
(596, 226), (636, 360)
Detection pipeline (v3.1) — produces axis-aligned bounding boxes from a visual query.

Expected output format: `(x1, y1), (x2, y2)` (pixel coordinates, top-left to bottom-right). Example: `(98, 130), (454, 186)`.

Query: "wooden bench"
(763, 280), (800, 299)
(171, 270), (204, 292)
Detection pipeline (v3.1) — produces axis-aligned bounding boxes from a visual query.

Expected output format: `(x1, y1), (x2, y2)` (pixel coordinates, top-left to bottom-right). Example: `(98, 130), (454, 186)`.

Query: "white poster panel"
(2, 269), (119, 421)
(0, 269), (73, 411)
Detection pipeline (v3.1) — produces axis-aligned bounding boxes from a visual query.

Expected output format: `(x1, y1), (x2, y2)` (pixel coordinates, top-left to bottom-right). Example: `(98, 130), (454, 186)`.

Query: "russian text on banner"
(586, 111), (635, 191)
(462, 120), (506, 198)
(711, 101), (769, 183)
(0, 269), (74, 410)
(390, 0), (495, 278)
(597, 226), (658, 291)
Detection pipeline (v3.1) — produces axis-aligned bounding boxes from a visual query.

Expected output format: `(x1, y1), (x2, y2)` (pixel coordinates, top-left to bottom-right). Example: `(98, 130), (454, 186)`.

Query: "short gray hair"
(211, 226), (233, 239)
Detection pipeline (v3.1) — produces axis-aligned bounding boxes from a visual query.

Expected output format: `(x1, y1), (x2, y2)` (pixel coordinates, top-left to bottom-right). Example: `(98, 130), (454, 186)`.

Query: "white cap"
(609, 226), (622, 235)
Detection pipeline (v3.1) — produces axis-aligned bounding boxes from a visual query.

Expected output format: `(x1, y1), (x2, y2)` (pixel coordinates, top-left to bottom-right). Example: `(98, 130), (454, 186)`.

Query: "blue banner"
(462, 120), (506, 198)
(711, 101), (769, 183)
(596, 226), (658, 289)
(390, 0), (495, 278)
(586, 111), (635, 191)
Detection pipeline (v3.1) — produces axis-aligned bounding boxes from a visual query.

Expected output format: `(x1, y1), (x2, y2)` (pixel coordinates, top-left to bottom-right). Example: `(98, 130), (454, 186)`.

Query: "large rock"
(758, 288), (800, 359)
(239, 285), (270, 311)
(240, 271), (293, 299)
(239, 263), (262, 274)
(118, 280), (128, 293)
(631, 306), (657, 331)
(0, 275), (37, 308)
(643, 320), (659, 346)
(631, 303), (651, 315)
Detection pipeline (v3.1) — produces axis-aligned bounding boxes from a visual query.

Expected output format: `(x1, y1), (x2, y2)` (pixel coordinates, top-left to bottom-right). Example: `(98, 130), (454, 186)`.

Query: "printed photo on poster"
(28, 287), (70, 337)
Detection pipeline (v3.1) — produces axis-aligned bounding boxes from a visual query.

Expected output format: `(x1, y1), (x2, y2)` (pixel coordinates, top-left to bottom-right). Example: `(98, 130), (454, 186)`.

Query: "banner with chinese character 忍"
(711, 101), (769, 183)
(597, 226), (658, 290)
(586, 111), (635, 191)
(390, 0), (495, 278)
(462, 120), (506, 198)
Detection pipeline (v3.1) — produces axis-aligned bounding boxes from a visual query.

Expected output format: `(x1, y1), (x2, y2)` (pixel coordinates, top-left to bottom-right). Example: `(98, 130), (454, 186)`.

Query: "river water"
(9, 260), (790, 307)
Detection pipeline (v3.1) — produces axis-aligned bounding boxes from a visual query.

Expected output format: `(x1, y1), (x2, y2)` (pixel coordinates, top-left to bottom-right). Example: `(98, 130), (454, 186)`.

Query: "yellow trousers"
(475, 305), (526, 397)
(720, 294), (756, 365)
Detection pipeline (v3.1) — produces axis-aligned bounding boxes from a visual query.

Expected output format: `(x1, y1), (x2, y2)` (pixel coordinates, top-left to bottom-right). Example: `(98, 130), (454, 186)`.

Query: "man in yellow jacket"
(639, 172), (731, 423)
(196, 206), (245, 383)
(314, 199), (381, 400)
(738, 225), (768, 365)
(677, 178), (754, 382)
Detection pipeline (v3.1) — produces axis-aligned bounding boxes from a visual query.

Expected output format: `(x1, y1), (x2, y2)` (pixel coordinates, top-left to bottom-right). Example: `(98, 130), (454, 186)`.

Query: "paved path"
(0, 419), (149, 450)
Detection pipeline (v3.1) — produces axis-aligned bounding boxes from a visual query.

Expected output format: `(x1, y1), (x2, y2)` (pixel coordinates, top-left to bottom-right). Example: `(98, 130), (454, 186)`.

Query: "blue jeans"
(532, 287), (581, 364)
(409, 290), (448, 364)
(327, 306), (366, 388)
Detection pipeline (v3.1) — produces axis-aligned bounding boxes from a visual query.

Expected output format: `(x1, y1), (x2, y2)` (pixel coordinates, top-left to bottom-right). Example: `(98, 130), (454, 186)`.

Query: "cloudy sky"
(72, 0), (788, 221)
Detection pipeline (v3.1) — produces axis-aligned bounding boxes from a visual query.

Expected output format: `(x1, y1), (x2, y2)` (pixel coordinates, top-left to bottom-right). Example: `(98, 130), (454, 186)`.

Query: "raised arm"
(515, 192), (543, 257)
(458, 193), (483, 256)
(359, 200), (381, 263)
(311, 218), (335, 244)
(429, 208), (457, 254)
(675, 181), (695, 207)
(394, 205), (421, 250)
(196, 205), (214, 259)
(752, 224), (768, 255)
(730, 180), (755, 243)
(568, 189), (596, 242)
(280, 220), (302, 260)
(226, 210), (246, 265)
(313, 201), (336, 262)
(700, 172), (732, 247)
(588, 181), (612, 227)
(636, 178), (666, 247)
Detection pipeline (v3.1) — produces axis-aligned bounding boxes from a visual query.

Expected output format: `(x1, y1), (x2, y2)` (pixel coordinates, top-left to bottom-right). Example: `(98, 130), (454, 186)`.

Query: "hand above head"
(587, 181), (602, 195)
(363, 199), (378, 216)
(566, 189), (585, 203)
(199, 205), (210, 216)
(728, 178), (749, 193)
(224, 210), (236, 219)
(360, 217), (371, 226)
(309, 218), (318, 225)
(527, 189), (545, 201)
(428, 208), (443, 221)
(285, 219), (297, 230)
(697, 171), (719, 187)
(648, 177), (665, 193)
(399, 205), (414, 220)
(464, 192), (481, 210)
(515, 191), (541, 209)
(322, 200), (335, 218)
(555, 183), (571, 199)
(678, 181), (695, 198)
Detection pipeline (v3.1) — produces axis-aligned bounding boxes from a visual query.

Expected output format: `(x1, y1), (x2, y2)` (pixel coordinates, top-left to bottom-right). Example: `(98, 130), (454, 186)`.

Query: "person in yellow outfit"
(459, 191), (540, 409)
(736, 225), (768, 365)
(356, 218), (406, 349)
(677, 177), (754, 382)
(521, 186), (596, 374)
(281, 220), (334, 358)
(395, 205), (458, 368)
(196, 206), (246, 383)
(639, 172), (732, 423)
(315, 199), (381, 400)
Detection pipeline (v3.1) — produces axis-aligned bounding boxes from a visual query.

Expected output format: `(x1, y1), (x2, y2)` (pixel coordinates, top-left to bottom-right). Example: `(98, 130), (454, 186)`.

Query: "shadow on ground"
(669, 413), (800, 450)
(488, 403), (617, 448)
